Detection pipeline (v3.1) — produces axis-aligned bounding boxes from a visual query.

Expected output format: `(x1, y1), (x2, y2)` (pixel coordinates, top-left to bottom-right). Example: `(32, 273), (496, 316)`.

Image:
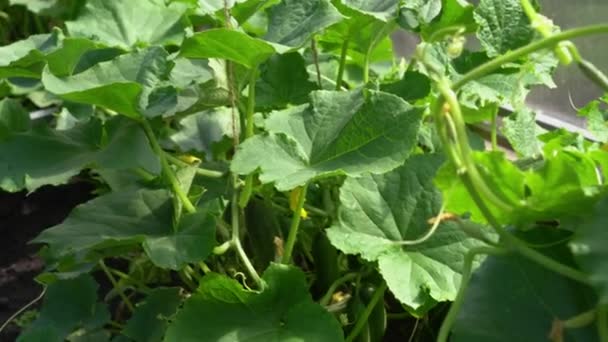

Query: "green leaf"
(168, 107), (237, 158)
(578, 97), (608, 143)
(380, 70), (431, 102)
(421, 0), (476, 39)
(33, 188), (217, 268)
(42, 47), (174, 119)
(65, 0), (189, 49)
(143, 210), (217, 270)
(164, 263), (344, 341)
(45, 37), (117, 77)
(502, 109), (546, 158)
(327, 154), (485, 310)
(0, 98), (30, 139)
(231, 89), (423, 191)
(264, 0), (344, 50)
(473, 0), (535, 57)
(452, 238), (597, 341)
(0, 29), (63, 79)
(398, 0), (442, 31)
(123, 288), (183, 342)
(0, 117), (159, 192)
(340, 0), (399, 22)
(255, 52), (318, 109)
(571, 198), (608, 305)
(18, 275), (109, 342)
(180, 29), (275, 68)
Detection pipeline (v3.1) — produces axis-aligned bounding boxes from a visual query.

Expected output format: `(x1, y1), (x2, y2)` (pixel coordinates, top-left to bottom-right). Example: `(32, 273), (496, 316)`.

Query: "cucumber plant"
(1, 0), (608, 341)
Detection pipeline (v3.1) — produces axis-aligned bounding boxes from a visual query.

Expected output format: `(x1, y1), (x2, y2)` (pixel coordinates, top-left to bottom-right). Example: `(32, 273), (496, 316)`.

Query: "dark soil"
(0, 182), (95, 341)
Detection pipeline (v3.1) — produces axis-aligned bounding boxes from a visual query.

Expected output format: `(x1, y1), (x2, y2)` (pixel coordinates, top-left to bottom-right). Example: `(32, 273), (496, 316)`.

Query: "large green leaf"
(0, 117), (159, 192)
(231, 89), (423, 191)
(420, 0), (476, 39)
(327, 154), (485, 310)
(473, 0), (535, 57)
(502, 109), (546, 158)
(255, 52), (318, 109)
(0, 29), (63, 79)
(397, 0), (442, 31)
(123, 288), (183, 342)
(42, 47), (174, 119)
(452, 237), (597, 341)
(33, 188), (217, 270)
(45, 37), (120, 77)
(164, 264), (344, 341)
(17, 275), (109, 342)
(571, 198), (608, 305)
(263, 0), (344, 50)
(0, 98), (30, 140)
(65, 0), (189, 49)
(577, 96), (608, 143)
(180, 29), (275, 68)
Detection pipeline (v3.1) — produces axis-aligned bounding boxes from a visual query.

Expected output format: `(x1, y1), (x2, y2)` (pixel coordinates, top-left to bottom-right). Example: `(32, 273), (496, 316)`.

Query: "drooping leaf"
(123, 288), (183, 342)
(571, 198), (608, 304)
(397, 0), (442, 31)
(45, 37), (119, 77)
(17, 275), (109, 342)
(180, 29), (275, 68)
(473, 0), (535, 57)
(255, 52), (318, 109)
(231, 89), (423, 191)
(339, 0), (399, 22)
(32, 189), (217, 269)
(0, 29), (63, 79)
(168, 107), (237, 158)
(164, 264), (344, 342)
(327, 154), (486, 310)
(502, 109), (546, 157)
(263, 0), (344, 50)
(0, 117), (159, 192)
(452, 237), (597, 341)
(0, 98), (30, 139)
(42, 47), (174, 119)
(578, 97), (608, 143)
(65, 0), (189, 49)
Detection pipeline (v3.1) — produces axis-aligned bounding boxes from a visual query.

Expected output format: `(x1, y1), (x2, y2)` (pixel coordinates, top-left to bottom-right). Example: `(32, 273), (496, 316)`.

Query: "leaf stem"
(281, 184), (308, 264)
(319, 272), (358, 307)
(336, 39), (350, 90)
(562, 308), (596, 329)
(164, 153), (225, 178)
(345, 282), (387, 342)
(437, 247), (507, 342)
(311, 36), (323, 87)
(231, 175), (262, 288)
(453, 24), (608, 90)
(393, 203), (445, 246)
(239, 69), (258, 208)
(99, 260), (135, 313)
(141, 120), (196, 213)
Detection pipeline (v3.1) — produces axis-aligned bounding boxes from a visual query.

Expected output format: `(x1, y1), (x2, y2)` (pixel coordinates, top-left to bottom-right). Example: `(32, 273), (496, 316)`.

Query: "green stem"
(164, 153), (225, 178)
(142, 121), (196, 213)
(562, 309), (596, 329)
(453, 25), (608, 90)
(0, 287), (46, 334)
(345, 282), (387, 342)
(239, 69), (258, 208)
(319, 272), (358, 307)
(437, 80), (514, 212)
(437, 247), (507, 342)
(281, 184), (308, 264)
(99, 260), (135, 313)
(490, 111), (498, 151)
(213, 240), (232, 255)
(231, 176), (262, 288)
(598, 305), (608, 342)
(336, 39), (350, 90)
(363, 53), (370, 84)
(311, 37), (323, 87)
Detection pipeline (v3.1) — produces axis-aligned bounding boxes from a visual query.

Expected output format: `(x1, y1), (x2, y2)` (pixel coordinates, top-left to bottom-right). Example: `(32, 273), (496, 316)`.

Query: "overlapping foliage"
(1, 0), (607, 341)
